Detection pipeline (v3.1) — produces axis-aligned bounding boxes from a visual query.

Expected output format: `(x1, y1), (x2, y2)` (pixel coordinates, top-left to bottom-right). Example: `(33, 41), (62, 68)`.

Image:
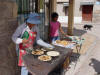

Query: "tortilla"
(56, 40), (61, 44)
(47, 51), (60, 57)
(56, 40), (68, 46)
(32, 50), (44, 55)
(38, 55), (52, 61)
(61, 40), (68, 46)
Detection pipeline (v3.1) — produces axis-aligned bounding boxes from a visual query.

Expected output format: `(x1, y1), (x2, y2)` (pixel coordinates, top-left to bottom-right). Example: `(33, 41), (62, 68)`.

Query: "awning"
(63, 3), (69, 6)
(80, 2), (94, 5)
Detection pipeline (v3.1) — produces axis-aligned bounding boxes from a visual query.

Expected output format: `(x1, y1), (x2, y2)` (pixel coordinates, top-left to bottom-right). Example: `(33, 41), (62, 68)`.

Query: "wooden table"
(23, 46), (72, 75)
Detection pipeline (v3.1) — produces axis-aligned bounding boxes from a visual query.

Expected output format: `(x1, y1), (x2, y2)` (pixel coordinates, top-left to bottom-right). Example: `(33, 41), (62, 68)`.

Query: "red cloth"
(18, 31), (37, 66)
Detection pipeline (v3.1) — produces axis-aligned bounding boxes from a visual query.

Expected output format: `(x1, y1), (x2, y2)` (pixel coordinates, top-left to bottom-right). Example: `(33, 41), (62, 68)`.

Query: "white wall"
(57, 3), (65, 16)
(57, 1), (82, 23)
(58, 16), (82, 23)
(57, 0), (69, 2)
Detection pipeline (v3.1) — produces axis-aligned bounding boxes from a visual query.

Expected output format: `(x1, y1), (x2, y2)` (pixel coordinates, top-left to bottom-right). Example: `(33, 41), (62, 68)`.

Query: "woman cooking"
(12, 13), (54, 75)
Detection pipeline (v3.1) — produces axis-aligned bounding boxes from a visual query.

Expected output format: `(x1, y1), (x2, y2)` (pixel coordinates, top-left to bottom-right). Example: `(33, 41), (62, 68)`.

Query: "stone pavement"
(61, 24), (100, 75)
(74, 38), (100, 75)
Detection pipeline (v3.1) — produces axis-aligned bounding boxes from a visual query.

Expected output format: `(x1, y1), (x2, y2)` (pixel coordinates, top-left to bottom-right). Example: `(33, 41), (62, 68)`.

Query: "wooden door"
(82, 5), (93, 21)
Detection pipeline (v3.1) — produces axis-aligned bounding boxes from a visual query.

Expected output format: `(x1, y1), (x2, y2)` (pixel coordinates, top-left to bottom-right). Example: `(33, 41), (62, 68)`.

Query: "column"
(49, 0), (57, 20)
(67, 0), (75, 35)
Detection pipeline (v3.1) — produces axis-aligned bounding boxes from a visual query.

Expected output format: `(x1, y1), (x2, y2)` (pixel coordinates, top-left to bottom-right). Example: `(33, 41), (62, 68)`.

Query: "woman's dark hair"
(51, 12), (59, 19)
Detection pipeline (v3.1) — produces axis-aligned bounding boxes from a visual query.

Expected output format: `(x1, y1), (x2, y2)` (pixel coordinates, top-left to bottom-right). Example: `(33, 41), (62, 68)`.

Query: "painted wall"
(57, 0), (69, 2)
(57, 0), (82, 23)
(57, 3), (65, 16)
(93, 1), (100, 23)
(58, 16), (82, 23)
(57, 0), (100, 23)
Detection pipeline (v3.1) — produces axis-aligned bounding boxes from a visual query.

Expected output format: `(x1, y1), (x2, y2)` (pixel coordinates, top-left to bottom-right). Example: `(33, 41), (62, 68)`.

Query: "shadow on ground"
(62, 27), (87, 36)
(89, 58), (100, 74)
(70, 53), (80, 62)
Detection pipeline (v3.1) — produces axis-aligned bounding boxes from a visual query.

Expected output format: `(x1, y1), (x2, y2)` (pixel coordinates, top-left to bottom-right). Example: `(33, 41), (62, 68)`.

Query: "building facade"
(57, 0), (100, 23)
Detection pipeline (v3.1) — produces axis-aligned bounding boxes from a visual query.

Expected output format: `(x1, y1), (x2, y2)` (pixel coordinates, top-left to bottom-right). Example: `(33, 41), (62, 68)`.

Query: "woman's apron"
(18, 31), (37, 66)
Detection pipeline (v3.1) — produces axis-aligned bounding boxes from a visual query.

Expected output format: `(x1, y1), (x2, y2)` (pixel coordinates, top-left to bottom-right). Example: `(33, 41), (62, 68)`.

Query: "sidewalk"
(71, 24), (100, 75)
(74, 38), (100, 75)
(65, 33), (97, 75)
(61, 24), (99, 75)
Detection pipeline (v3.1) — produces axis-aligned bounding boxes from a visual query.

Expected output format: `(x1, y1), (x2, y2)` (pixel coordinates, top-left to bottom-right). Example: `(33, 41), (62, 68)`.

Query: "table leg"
(73, 44), (82, 68)
(63, 51), (72, 70)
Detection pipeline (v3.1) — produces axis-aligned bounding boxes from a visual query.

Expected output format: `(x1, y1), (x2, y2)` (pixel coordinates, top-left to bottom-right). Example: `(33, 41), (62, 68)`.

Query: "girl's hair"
(51, 12), (59, 19)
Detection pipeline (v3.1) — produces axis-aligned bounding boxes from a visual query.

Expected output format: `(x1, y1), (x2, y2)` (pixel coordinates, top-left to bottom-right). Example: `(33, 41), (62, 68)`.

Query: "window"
(16, 0), (48, 40)
(65, 6), (69, 16)
(96, 0), (100, 5)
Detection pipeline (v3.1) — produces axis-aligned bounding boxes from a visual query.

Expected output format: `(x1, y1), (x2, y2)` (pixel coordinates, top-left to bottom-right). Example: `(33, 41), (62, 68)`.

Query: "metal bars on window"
(16, 0), (36, 14)
(16, 0), (48, 40)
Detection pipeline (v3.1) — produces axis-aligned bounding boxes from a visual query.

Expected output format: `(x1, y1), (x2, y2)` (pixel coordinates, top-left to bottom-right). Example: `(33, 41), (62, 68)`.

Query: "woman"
(12, 13), (54, 75)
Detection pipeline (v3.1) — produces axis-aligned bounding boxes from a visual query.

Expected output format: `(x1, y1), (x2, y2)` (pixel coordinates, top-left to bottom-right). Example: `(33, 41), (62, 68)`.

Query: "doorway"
(82, 5), (93, 21)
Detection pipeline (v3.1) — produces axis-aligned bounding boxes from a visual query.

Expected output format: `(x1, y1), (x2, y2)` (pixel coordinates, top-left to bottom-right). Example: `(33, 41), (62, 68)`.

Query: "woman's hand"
(22, 39), (28, 44)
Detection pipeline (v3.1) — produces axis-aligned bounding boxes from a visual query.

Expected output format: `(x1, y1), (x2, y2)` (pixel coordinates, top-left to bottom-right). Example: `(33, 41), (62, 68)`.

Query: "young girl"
(50, 12), (68, 43)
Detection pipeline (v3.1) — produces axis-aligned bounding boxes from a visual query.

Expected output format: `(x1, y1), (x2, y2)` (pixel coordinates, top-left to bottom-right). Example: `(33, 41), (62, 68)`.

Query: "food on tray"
(70, 36), (81, 41)
(47, 51), (60, 57)
(55, 40), (68, 46)
(56, 40), (61, 44)
(41, 48), (47, 51)
(61, 40), (68, 46)
(32, 50), (44, 55)
(38, 55), (52, 61)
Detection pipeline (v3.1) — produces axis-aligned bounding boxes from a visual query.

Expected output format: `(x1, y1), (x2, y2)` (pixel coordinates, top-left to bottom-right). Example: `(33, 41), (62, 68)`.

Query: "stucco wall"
(57, 0), (100, 23)
(57, 3), (65, 16)
(57, 0), (82, 23)
(74, 0), (82, 17)
(57, 0), (69, 2)
(93, 3), (100, 23)
(81, 0), (95, 2)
